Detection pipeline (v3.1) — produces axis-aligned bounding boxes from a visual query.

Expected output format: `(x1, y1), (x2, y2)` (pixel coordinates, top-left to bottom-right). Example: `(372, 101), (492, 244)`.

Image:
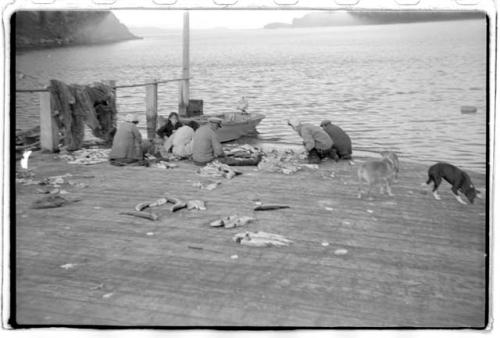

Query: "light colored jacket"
(164, 125), (195, 157)
(297, 123), (333, 151)
(192, 125), (223, 163)
(109, 122), (143, 160)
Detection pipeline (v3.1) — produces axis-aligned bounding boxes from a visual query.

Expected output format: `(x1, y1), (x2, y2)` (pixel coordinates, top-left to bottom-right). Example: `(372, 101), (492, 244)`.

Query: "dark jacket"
(157, 120), (183, 138)
(321, 123), (352, 157)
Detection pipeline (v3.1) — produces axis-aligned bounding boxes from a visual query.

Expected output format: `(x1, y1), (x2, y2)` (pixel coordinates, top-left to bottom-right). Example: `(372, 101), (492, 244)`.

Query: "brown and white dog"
(426, 162), (482, 205)
(380, 151), (400, 180)
(358, 156), (398, 199)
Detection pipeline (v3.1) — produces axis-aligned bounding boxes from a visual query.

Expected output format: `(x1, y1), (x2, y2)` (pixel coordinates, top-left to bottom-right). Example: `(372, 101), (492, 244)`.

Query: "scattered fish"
(119, 211), (159, 221)
(321, 242), (330, 247)
(90, 283), (104, 290)
(210, 215), (254, 228)
(187, 200), (206, 210)
(60, 263), (76, 270)
(254, 205), (290, 211)
(102, 293), (114, 299)
(233, 231), (293, 247)
(334, 249), (348, 255)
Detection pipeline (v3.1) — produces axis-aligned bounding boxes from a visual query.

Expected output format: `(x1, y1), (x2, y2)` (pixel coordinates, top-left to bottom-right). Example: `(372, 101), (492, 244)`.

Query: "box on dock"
(187, 100), (203, 117)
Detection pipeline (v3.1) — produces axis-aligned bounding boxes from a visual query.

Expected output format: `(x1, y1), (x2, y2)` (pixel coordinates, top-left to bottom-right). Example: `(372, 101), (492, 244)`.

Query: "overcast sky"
(112, 10), (312, 30)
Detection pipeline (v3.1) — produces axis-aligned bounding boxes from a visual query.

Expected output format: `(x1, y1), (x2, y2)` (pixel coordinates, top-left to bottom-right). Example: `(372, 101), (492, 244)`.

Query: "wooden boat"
(180, 112), (266, 143)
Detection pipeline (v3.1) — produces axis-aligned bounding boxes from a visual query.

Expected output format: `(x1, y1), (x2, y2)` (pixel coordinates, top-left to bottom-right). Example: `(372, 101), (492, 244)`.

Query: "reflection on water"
(15, 19), (487, 173)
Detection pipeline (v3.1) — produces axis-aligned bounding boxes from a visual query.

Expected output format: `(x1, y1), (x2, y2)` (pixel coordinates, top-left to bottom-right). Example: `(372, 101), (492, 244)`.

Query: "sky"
(112, 10), (312, 30)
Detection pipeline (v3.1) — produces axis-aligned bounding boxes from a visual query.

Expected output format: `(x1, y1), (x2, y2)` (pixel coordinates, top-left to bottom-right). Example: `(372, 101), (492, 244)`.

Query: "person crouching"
(109, 114), (148, 166)
(320, 120), (352, 160)
(287, 118), (336, 164)
(192, 118), (225, 166)
(163, 121), (200, 159)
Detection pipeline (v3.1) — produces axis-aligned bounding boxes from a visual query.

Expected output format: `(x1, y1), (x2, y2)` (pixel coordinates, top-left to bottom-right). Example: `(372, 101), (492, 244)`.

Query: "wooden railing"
(16, 77), (191, 152)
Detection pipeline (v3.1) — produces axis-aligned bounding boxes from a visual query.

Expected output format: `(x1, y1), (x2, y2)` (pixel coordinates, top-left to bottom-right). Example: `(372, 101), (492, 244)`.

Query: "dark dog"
(426, 162), (482, 204)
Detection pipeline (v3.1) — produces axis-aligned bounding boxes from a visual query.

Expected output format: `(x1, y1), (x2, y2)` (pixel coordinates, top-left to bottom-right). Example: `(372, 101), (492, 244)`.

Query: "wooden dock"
(13, 151), (488, 327)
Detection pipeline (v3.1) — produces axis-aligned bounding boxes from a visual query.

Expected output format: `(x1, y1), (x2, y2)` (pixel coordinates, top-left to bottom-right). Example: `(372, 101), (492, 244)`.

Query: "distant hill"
(14, 11), (140, 49)
(127, 26), (181, 37)
(264, 11), (484, 29)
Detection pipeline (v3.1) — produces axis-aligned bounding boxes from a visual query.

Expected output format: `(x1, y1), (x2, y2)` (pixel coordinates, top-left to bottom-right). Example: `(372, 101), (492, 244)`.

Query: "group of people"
(109, 112), (255, 166)
(108, 111), (352, 167)
(287, 118), (352, 164)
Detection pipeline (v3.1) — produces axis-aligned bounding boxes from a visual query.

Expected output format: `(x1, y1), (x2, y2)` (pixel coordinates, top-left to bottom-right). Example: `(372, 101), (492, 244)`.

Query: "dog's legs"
(358, 180), (364, 199)
(385, 180), (394, 196)
(451, 186), (468, 205)
(453, 192), (468, 205)
(429, 175), (442, 200)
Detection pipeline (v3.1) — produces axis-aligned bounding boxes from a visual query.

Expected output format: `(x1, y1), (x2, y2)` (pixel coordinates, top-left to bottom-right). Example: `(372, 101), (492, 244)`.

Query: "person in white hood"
(287, 118), (336, 164)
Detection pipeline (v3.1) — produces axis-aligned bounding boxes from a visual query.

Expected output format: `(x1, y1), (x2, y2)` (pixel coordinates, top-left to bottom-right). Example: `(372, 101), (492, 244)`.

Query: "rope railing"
(15, 77), (192, 93)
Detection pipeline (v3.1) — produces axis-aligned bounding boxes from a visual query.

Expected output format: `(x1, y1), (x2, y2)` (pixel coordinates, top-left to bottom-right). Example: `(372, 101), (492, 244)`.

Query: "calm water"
(15, 19), (487, 173)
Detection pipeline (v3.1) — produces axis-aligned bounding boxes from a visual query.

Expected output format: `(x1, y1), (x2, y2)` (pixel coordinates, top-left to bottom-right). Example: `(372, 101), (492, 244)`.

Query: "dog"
(426, 162), (482, 205)
(380, 151), (400, 179)
(358, 157), (398, 199)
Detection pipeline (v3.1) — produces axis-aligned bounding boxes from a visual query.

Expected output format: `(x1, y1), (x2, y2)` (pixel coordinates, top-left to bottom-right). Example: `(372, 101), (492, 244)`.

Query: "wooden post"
(145, 79), (158, 140)
(39, 91), (59, 152)
(179, 10), (190, 117)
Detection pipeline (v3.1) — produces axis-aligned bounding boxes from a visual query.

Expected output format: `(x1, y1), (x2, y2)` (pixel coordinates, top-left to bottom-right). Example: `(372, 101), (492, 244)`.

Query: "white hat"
(287, 118), (301, 129)
(208, 117), (223, 127)
(125, 113), (139, 123)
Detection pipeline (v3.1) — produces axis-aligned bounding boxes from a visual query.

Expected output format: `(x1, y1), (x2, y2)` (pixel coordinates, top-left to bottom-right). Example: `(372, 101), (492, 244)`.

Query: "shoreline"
(14, 36), (143, 54)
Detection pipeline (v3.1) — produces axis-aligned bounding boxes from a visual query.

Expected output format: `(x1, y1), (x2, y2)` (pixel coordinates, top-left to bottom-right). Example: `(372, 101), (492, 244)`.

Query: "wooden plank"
(14, 152), (487, 327)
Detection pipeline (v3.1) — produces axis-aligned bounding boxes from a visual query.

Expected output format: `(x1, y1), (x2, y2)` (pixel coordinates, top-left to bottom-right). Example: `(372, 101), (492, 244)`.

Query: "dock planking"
(13, 151), (487, 327)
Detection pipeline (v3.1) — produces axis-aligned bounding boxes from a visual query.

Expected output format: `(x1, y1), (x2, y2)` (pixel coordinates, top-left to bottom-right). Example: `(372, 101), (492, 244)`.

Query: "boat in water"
(179, 112), (265, 143)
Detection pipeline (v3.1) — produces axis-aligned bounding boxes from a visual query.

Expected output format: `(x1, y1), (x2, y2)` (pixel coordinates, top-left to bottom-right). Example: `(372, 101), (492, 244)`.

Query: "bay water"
(15, 19), (487, 173)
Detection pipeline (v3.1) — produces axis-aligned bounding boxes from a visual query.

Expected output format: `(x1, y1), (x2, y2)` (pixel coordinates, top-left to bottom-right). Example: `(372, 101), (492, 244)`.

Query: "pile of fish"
(197, 161), (242, 179)
(223, 144), (262, 158)
(233, 231), (293, 247)
(258, 149), (305, 175)
(59, 148), (111, 165)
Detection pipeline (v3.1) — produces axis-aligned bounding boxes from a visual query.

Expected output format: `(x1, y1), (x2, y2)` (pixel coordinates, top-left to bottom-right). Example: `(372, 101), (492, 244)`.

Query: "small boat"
(180, 112), (265, 143)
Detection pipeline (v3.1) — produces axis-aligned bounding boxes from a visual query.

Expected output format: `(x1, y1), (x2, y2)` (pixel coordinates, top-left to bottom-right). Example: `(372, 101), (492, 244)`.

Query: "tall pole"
(179, 10), (190, 116)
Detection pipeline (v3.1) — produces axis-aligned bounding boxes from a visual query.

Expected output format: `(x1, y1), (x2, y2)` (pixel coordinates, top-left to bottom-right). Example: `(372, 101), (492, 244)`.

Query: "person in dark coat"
(320, 120), (352, 160)
(287, 118), (336, 164)
(157, 112), (183, 139)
